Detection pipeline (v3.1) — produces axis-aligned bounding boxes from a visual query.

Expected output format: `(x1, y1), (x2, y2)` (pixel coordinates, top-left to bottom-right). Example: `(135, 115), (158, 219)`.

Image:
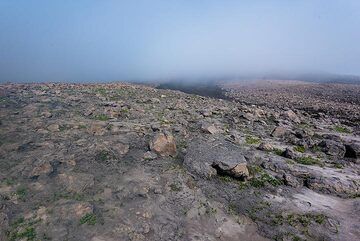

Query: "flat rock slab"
(184, 138), (248, 178)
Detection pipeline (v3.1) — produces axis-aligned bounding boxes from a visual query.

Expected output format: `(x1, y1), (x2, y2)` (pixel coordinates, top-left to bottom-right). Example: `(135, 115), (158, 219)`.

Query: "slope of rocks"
(0, 82), (359, 241)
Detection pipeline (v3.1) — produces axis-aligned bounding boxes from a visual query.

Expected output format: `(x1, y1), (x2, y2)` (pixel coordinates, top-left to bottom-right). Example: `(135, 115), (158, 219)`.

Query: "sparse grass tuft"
(15, 186), (27, 201)
(245, 136), (261, 145)
(79, 213), (97, 225)
(7, 217), (38, 241)
(273, 148), (284, 156)
(218, 175), (234, 183)
(333, 125), (352, 134)
(294, 146), (306, 153)
(334, 163), (344, 169)
(94, 114), (109, 121)
(1, 178), (15, 186)
(248, 165), (263, 176)
(227, 203), (237, 215)
(249, 173), (283, 188)
(96, 150), (114, 162)
(169, 182), (182, 192)
(295, 156), (322, 166)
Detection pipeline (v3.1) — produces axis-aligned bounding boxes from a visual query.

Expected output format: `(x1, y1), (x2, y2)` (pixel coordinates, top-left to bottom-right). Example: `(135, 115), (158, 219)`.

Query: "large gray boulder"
(318, 139), (346, 157)
(184, 138), (249, 179)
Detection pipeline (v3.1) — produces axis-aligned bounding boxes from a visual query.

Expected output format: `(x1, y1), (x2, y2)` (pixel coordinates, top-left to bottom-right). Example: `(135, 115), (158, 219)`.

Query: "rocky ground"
(0, 82), (359, 241)
(222, 80), (360, 124)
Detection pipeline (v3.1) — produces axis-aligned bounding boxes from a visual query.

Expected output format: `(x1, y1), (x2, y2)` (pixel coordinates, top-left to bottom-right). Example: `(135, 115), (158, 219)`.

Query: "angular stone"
(143, 151), (158, 160)
(231, 163), (250, 178)
(201, 122), (220, 134)
(283, 110), (301, 123)
(258, 142), (274, 151)
(149, 132), (177, 156)
(29, 160), (53, 178)
(88, 122), (106, 136)
(47, 124), (60, 132)
(282, 148), (298, 160)
(283, 174), (301, 188)
(113, 143), (130, 155)
(271, 126), (288, 138)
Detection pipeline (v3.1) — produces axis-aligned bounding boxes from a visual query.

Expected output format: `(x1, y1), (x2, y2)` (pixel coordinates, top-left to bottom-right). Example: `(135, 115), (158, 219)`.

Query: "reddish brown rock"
(149, 132), (177, 156)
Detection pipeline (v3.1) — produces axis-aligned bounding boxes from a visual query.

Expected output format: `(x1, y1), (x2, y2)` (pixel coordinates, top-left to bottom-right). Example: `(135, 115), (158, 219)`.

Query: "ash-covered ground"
(0, 81), (359, 241)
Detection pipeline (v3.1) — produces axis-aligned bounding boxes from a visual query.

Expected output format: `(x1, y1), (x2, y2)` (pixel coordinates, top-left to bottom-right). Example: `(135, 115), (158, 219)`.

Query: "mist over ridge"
(1, 1), (360, 83)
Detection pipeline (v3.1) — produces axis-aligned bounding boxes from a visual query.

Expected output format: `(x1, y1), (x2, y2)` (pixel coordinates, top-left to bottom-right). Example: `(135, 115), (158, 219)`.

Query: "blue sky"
(0, 0), (359, 82)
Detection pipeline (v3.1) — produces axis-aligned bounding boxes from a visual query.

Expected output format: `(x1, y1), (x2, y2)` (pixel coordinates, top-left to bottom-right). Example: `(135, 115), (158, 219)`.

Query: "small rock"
(149, 132), (177, 157)
(88, 123), (106, 136)
(283, 110), (301, 123)
(41, 111), (52, 118)
(283, 174), (301, 188)
(113, 143), (130, 155)
(282, 148), (298, 159)
(153, 187), (162, 194)
(271, 126), (288, 138)
(231, 163), (250, 179)
(242, 112), (255, 121)
(84, 108), (94, 116)
(201, 122), (220, 134)
(258, 142), (274, 151)
(47, 124), (60, 132)
(29, 160), (53, 178)
(143, 151), (158, 160)
(201, 110), (212, 117)
(151, 123), (161, 131)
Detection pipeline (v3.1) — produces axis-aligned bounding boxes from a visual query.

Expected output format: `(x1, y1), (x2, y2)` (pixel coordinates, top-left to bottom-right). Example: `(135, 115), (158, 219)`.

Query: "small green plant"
(59, 125), (70, 132)
(334, 163), (344, 169)
(7, 217), (38, 241)
(52, 191), (85, 202)
(96, 150), (114, 162)
(227, 203), (237, 215)
(248, 165), (263, 176)
(94, 114), (109, 121)
(295, 156), (321, 166)
(273, 148), (284, 156)
(249, 173), (283, 188)
(311, 145), (321, 152)
(218, 175), (234, 183)
(9, 227), (36, 241)
(245, 136), (261, 145)
(287, 213), (326, 227)
(79, 213), (97, 225)
(15, 186), (27, 201)
(294, 146), (306, 153)
(169, 182), (182, 192)
(1, 178), (15, 186)
(333, 125), (351, 134)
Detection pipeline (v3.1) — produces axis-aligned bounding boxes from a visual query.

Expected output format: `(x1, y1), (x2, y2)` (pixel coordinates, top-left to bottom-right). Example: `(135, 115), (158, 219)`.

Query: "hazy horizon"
(1, 1), (360, 83)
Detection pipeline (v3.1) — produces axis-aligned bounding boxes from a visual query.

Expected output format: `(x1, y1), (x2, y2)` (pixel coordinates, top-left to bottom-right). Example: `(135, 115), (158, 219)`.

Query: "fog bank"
(1, 1), (360, 83)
